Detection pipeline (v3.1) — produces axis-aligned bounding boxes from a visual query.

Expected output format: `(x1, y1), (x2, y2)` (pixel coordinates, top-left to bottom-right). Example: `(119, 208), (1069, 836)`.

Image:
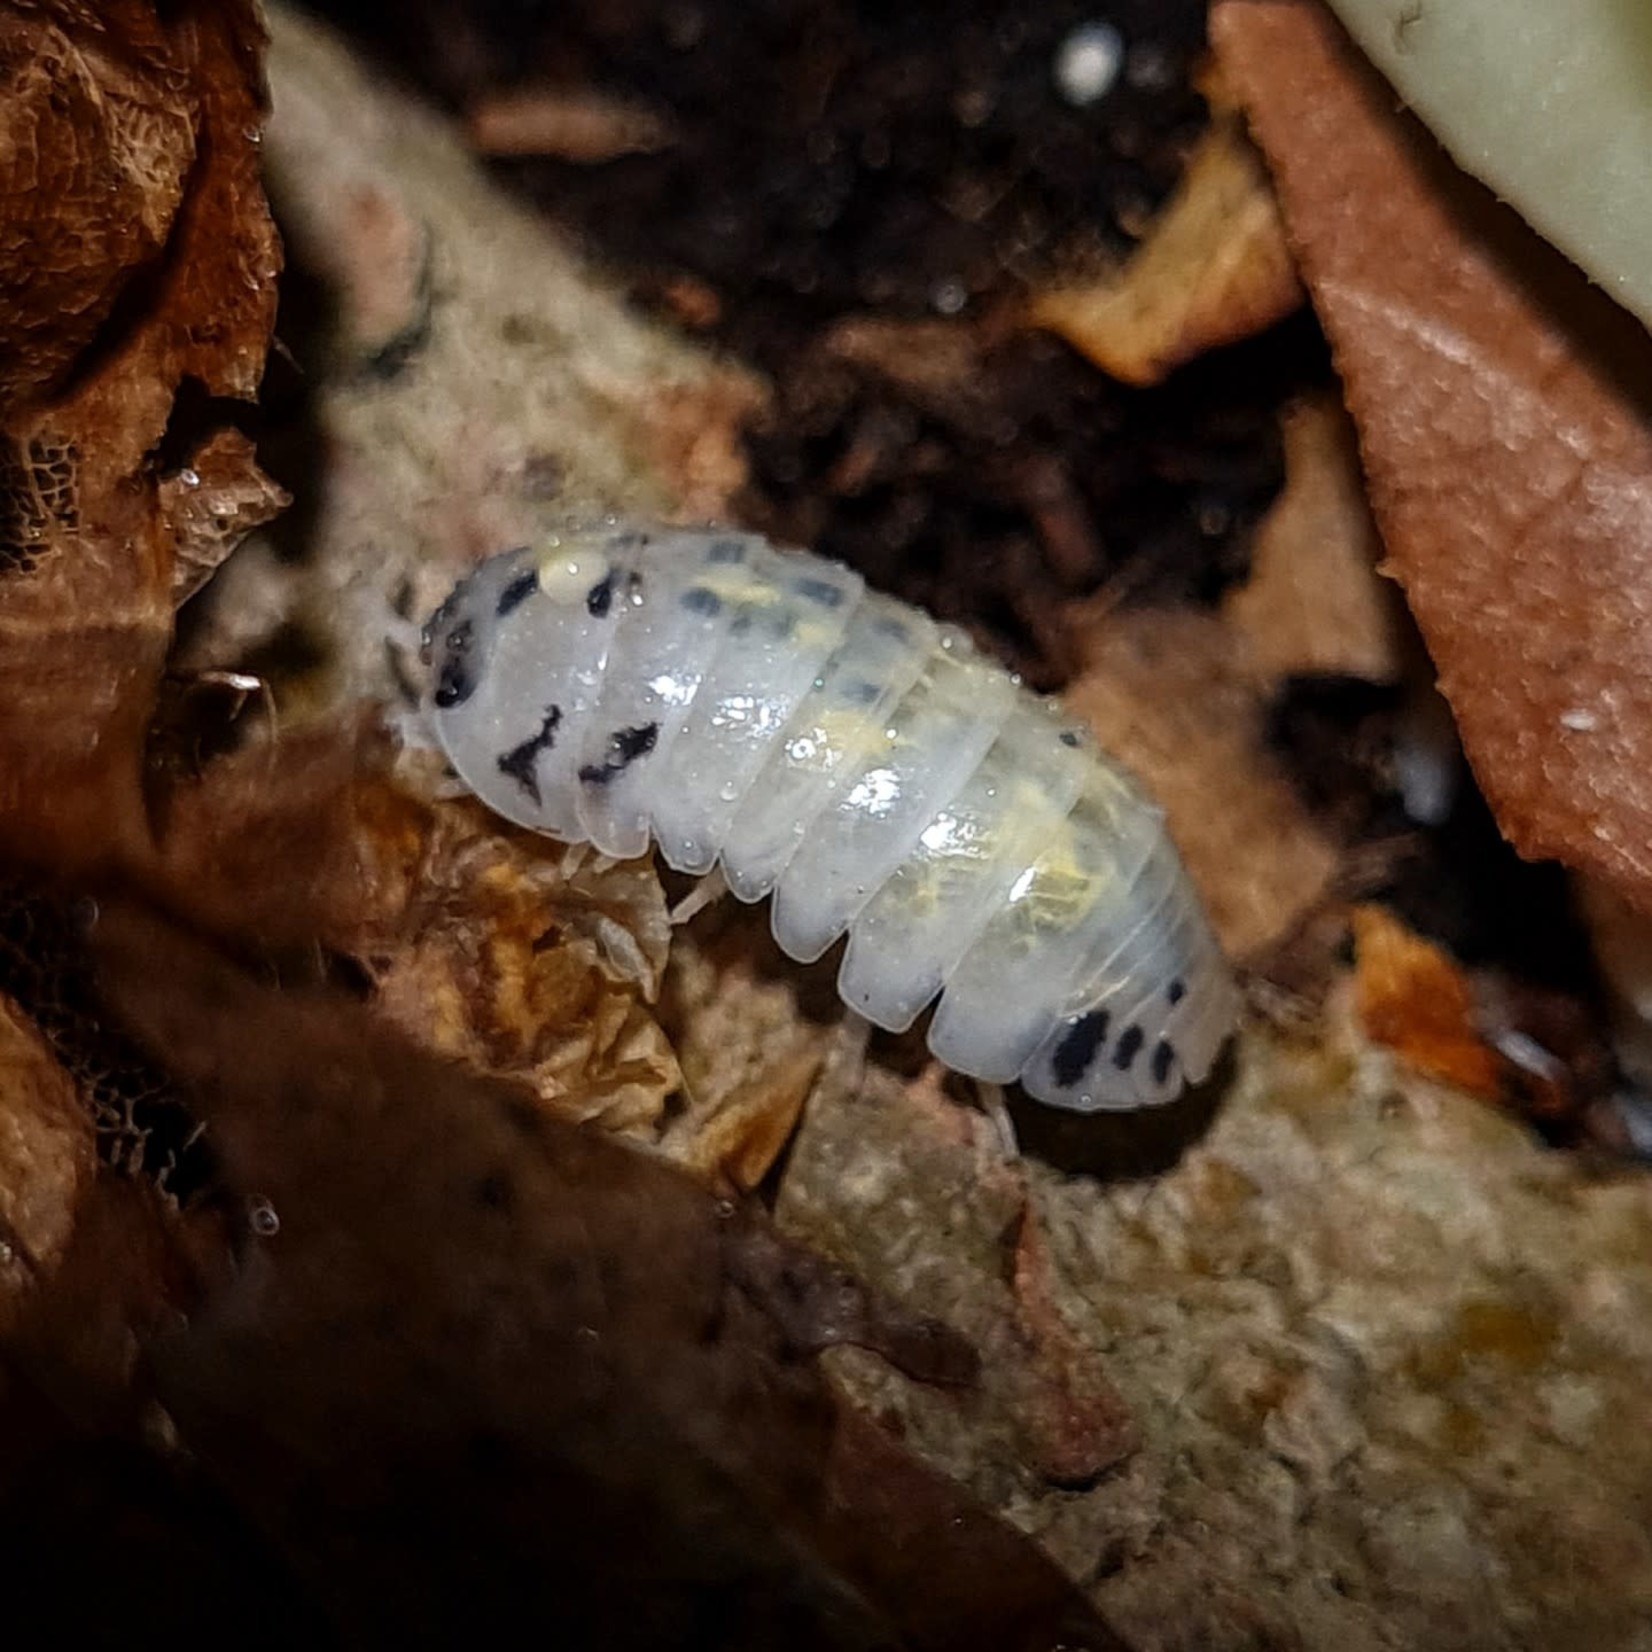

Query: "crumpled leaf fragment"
(90, 900), (1126, 1652)
(159, 429), (291, 604)
(1213, 0), (1652, 915)
(1222, 392), (1404, 683)
(367, 815), (679, 1134)
(1028, 110), (1302, 387)
(1351, 904), (1611, 1134)
(0, 0), (281, 874)
(1351, 904), (1504, 1099)
(154, 727), (680, 1136)
(658, 907), (835, 1186)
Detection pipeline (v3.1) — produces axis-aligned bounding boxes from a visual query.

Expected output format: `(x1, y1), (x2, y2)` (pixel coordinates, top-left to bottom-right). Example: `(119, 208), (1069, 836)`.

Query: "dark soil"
(304, 0), (1325, 685)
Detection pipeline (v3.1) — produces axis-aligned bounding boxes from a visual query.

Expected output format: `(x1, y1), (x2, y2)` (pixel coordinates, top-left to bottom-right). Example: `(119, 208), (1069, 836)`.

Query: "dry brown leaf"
(0, 0), (280, 874)
(1028, 112), (1303, 387)
(366, 814), (679, 1135)
(1063, 606), (1341, 960)
(159, 430), (291, 606)
(1213, 0), (1652, 914)
(1223, 392), (1404, 683)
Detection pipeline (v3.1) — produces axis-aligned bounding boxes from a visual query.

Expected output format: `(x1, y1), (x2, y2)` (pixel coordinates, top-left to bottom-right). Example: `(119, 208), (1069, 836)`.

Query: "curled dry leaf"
(158, 428), (291, 605)
(89, 901), (1124, 1652)
(0, 983), (192, 1434)
(1222, 392), (1404, 684)
(1213, 0), (1652, 915)
(0, 0), (282, 874)
(366, 810), (679, 1135)
(1028, 111), (1303, 388)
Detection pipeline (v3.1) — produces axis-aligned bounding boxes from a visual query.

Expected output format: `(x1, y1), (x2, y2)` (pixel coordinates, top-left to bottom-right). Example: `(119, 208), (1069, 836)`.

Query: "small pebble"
(1054, 22), (1126, 107)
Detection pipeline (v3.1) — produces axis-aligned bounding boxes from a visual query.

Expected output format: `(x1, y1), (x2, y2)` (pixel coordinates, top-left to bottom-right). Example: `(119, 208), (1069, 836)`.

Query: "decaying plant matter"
(3, 1), (1652, 1647)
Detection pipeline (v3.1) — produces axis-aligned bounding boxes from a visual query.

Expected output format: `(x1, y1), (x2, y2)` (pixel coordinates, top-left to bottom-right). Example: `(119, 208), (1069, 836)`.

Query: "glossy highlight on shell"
(423, 522), (1238, 1111)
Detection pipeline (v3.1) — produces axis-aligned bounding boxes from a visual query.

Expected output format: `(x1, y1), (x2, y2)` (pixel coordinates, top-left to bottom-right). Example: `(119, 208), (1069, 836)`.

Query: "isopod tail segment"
(421, 522), (1239, 1114)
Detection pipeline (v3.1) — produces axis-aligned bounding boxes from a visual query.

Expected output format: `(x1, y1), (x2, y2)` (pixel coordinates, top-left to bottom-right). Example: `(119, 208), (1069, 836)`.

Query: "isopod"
(422, 522), (1238, 1111)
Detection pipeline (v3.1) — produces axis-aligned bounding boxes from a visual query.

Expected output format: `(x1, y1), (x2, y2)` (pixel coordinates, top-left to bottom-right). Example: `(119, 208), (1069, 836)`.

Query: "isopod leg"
(975, 1081), (1019, 1159)
(669, 866), (729, 927)
(830, 1009), (872, 1096)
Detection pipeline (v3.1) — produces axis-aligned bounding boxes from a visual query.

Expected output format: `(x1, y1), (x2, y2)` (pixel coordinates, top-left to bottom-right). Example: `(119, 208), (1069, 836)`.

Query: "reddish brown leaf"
(1214, 0), (1652, 914)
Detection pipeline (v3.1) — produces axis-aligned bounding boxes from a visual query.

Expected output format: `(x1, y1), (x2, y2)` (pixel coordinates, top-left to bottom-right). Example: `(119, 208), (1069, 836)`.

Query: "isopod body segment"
(423, 523), (1238, 1110)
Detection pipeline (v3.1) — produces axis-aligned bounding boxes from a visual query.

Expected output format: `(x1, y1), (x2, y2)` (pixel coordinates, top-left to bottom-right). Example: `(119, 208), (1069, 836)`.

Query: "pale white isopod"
(422, 523), (1238, 1110)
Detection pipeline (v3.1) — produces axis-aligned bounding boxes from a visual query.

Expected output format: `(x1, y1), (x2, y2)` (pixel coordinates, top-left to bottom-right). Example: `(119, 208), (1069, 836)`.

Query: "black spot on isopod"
(843, 677), (883, 706)
(433, 618), (476, 707)
(707, 537), (746, 563)
(1167, 978), (1186, 1005)
(578, 721), (659, 785)
(586, 570), (616, 616)
(794, 576), (845, 607)
(1051, 1009), (1109, 1087)
(1152, 1040), (1175, 1085)
(871, 615), (911, 640)
(1113, 1024), (1144, 1072)
(496, 568), (538, 617)
(682, 586), (723, 617)
(496, 704), (562, 804)
(1058, 729), (1081, 748)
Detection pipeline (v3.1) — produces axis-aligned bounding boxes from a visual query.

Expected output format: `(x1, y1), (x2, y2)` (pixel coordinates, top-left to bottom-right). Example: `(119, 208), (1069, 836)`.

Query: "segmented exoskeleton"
(423, 523), (1237, 1110)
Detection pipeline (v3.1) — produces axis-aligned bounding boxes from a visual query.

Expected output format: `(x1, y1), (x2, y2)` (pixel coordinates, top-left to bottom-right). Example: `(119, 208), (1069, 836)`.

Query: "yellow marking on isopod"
(783, 705), (899, 774)
(682, 566), (792, 608)
(535, 543), (611, 603)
